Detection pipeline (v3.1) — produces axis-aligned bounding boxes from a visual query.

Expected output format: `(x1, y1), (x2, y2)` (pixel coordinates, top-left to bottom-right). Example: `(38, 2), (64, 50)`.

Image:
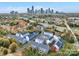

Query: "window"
(56, 41), (62, 49)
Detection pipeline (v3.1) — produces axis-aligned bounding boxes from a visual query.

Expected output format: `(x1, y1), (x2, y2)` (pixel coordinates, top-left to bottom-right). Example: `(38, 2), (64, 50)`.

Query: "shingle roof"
(7, 34), (27, 44)
(7, 32), (39, 44)
(31, 42), (49, 53)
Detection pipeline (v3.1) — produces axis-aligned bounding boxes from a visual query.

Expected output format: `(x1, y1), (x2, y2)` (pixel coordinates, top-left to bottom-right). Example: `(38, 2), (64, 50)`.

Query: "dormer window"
(16, 33), (20, 37)
(20, 34), (23, 38)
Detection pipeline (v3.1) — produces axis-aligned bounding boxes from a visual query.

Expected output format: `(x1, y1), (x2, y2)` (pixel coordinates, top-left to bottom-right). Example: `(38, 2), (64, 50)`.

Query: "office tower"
(10, 11), (15, 14)
(26, 6), (55, 14)
(51, 9), (54, 14)
(46, 8), (50, 14)
(32, 6), (34, 14)
(56, 11), (59, 14)
(45, 9), (48, 14)
(27, 8), (30, 14)
(48, 8), (51, 14)
(40, 8), (44, 14)
(35, 9), (38, 14)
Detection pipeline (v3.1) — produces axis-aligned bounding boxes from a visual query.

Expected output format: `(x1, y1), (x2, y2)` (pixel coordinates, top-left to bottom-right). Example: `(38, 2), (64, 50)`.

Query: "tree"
(3, 39), (10, 48)
(0, 30), (9, 35)
(0, 39), (4, 46)
(10, 22), (17, 26)
(0, 16), (2, 19)
(2, 48), (8, 55)
(9, 38), (17, 44)
(9, 42), (18, 53)
(0, 38), (10, 48)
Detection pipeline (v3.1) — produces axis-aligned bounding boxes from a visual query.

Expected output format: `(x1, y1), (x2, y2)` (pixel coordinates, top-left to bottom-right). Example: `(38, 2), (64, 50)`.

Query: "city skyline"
(0, 2), (79, 13)
(26, 6), (54, 14)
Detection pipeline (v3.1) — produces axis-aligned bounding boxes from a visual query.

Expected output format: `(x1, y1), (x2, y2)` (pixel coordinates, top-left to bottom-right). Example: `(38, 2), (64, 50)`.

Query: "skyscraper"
(48, 8), (51, 14)
(32, 5), (34, 14)
(35, 9), (38, 14)
(27, 8), (30, 14)
(45, 9), (48, 14)
(51, 9), (54, 14)
(40, 8), (44, 14)
(27, 6), (55, 14)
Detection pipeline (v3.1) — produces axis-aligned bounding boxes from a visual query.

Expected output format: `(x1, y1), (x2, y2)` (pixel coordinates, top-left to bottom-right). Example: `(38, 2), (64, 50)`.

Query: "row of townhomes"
(7, 31), (63, 54)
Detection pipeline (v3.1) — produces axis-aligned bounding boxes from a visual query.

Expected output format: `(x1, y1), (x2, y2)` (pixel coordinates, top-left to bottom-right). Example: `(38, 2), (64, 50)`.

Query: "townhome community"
(0, 5), (79, 56)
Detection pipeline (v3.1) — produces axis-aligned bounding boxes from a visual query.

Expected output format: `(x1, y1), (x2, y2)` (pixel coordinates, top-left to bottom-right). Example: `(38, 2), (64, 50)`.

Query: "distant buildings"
(32, 6), (34, 14)
(27, 6), (34, 14)
(27, 6), (55, 14)
(27, 8), (30, 14)
(10, 11), (18, 15)
(40, 8), (44, 14)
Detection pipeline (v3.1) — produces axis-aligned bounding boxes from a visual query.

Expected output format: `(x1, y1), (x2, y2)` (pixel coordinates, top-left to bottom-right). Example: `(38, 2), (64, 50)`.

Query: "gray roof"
(37, 35), (47, 40)
(31, 42), (49, 53)
(36, 33), (53, 40)
(7, 34), (27, 44)
(7, 32), (39, 44)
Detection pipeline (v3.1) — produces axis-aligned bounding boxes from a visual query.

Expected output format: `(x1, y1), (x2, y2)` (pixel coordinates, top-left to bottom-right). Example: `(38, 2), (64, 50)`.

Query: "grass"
(23, 39), (78, 56)
(48, 40), (78, 56)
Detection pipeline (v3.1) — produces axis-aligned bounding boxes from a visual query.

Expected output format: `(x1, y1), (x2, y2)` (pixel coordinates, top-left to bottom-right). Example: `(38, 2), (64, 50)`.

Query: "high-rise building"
(32, 5), (34, 14)
(46, 8), (50, 14)
(56, 11), (59, 14)
(27, 8), (30, 14)
(40, 8), (44, 14)
(45, 9), (48, 14)
(48, 8), (51, 14)
(27, 6), (55, 14)
(35, 9), (38, 14)
(51, 9), (54, 14)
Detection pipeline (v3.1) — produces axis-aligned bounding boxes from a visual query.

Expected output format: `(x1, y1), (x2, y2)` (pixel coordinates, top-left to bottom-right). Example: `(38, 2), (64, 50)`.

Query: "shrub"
(24, 47), (46, 56)
(9, 38), (17, 44)
(62, 32), (75, 43)
(67, 38), (75, 43)
(0, 39), (4, 46)
(3, 39), (10, 48)
(69, 52), (79, 56)
(9, 42), (18, 53)
(10, 22), (17, 26)
(0, 47), (4, 53)
(2, 48), (8, 55)
(0, 30), (9, 35)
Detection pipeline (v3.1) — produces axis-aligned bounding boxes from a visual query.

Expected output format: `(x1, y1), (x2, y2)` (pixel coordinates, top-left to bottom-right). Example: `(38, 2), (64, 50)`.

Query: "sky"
(0, 2), (79, 13)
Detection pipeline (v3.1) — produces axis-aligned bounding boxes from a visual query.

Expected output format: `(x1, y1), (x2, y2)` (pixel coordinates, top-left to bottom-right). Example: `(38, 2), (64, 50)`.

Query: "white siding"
(44, 32), (53, 37)
(35, 38), (44, 44)
(25, 36), (29, 41)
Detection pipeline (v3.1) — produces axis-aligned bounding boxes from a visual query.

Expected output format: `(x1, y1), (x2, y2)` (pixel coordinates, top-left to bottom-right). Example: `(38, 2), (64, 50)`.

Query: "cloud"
(0, 6), (79, 13)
